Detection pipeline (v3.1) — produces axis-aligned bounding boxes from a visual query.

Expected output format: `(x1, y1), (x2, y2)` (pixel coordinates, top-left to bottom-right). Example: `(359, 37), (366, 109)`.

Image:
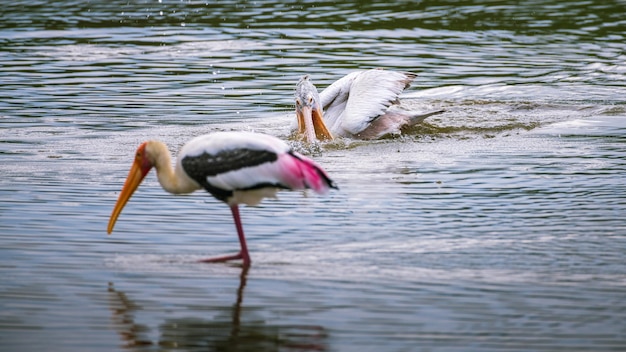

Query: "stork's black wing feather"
(181, 148), (279, 202)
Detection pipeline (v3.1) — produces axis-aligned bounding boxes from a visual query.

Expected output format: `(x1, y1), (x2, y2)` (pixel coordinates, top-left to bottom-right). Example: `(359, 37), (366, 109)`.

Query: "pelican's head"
(295, 75), (333, 143)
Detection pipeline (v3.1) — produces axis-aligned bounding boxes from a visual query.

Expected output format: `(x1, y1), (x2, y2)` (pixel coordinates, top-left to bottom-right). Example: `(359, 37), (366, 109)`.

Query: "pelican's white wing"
(337, 69), (415, 136)
(319, 71), (362, 131)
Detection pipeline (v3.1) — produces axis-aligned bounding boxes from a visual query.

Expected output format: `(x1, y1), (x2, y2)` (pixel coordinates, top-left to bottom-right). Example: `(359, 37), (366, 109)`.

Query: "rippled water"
(1, 1), (626, 351)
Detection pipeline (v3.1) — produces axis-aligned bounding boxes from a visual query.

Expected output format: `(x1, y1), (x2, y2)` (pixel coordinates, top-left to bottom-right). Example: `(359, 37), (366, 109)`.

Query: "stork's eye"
(308, 96), (313, 104)
(295, 97), (302, 106)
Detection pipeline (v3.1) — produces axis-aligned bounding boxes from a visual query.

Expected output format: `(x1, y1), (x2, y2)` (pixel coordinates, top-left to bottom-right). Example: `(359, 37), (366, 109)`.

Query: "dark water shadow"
(107, 267), (327, 351)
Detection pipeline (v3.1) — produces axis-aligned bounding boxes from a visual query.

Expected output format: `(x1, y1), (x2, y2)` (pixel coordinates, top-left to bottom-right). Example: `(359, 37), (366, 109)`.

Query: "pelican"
(294, 68), (444, 143)
(107, 131), (337, 267)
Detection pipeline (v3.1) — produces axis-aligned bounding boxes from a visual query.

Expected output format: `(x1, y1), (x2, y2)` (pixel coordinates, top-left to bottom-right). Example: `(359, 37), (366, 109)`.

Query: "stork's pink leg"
(198, 205), (251, 266)
(230, 205), (251, 266)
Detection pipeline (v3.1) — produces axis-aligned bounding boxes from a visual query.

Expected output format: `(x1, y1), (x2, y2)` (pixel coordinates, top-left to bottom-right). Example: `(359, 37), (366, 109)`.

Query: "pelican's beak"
(297, 104), (333, 144)
(107, 147), (152, 234)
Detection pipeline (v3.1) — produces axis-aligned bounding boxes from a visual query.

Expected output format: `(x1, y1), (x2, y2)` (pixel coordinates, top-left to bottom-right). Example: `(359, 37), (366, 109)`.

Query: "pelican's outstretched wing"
(342, 69), (415, 136)
(318, 71), (360, 131)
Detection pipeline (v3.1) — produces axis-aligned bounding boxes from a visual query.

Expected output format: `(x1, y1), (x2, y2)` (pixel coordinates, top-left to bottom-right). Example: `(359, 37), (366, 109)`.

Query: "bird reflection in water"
(107, 268), (328, 351)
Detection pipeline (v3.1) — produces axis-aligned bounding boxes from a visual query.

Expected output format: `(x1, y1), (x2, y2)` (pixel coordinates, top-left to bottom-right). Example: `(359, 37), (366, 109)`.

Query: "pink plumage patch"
(278, 152), (336, 193)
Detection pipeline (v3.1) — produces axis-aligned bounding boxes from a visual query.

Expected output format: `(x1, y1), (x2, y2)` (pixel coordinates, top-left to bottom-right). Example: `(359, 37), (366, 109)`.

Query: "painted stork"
(107, 131), (337, 267)
(294, 68), (445, 143)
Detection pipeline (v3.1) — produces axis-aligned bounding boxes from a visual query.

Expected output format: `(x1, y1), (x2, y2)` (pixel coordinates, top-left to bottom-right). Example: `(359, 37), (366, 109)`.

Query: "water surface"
(1, 1), (625, 351)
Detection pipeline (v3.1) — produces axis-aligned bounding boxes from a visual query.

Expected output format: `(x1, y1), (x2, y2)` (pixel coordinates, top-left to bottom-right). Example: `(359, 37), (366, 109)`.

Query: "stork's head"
(294, 75), (333, 143)
(107, 142), (156, 234)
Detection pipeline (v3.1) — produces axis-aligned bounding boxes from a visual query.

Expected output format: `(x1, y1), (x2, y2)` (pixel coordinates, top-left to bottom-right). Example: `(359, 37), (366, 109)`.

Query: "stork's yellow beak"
(107, 155), (151, 234)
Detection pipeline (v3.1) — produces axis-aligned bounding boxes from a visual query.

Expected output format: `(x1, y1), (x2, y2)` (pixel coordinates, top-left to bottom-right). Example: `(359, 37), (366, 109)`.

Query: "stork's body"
(107, 131), (337, 267)
(294, 68), (444, 143)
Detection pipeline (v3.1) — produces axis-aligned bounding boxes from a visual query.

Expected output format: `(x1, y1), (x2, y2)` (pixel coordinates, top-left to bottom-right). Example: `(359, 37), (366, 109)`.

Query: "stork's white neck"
(146, 141), (200, 195)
